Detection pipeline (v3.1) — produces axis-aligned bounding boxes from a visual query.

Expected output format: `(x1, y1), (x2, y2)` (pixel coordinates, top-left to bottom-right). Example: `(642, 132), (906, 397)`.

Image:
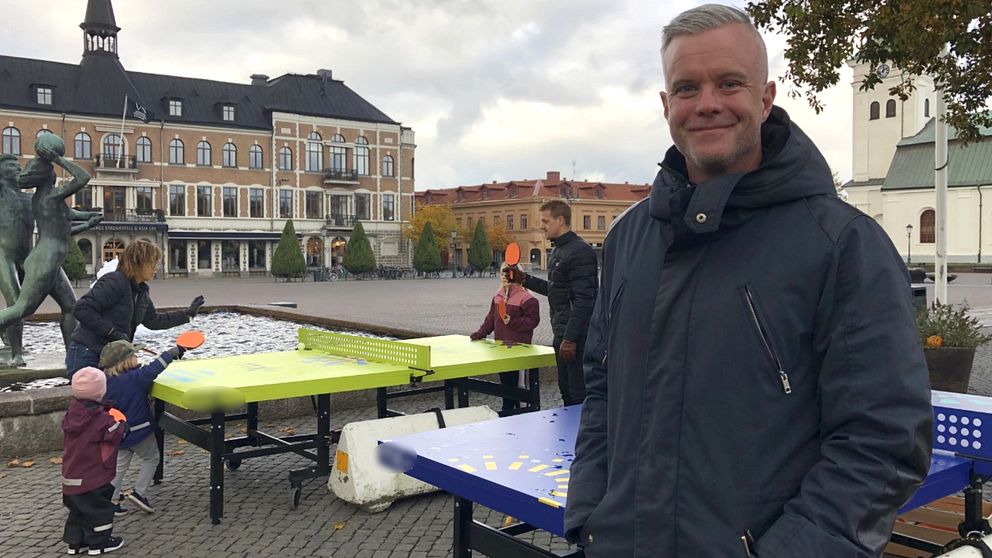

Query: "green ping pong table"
(150, 329), (557, 524)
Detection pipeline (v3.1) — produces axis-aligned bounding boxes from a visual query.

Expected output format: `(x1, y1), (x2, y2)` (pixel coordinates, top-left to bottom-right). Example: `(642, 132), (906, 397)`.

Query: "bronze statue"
(0, 135), (102, 364)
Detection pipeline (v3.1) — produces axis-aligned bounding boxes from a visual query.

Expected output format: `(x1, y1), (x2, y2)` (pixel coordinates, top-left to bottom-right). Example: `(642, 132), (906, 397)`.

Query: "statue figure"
(0, 134), (102, 364)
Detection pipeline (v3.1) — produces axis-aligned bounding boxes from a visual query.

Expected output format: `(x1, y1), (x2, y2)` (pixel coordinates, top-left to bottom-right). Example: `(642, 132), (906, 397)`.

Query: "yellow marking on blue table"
(552, 458), (564, 463)
(551, 491), (568, 498)
(483, 455), (494, 459)
(458, 464), (477, 473)
(509, 461), (523, 470)
(447, 458), (461, 463)
(544, 469), (569, 477)
(518, 455), (529, 459)
(485, 462), (497, 471)
(538, 497), (562, 508)
(528, 464), (549, 473)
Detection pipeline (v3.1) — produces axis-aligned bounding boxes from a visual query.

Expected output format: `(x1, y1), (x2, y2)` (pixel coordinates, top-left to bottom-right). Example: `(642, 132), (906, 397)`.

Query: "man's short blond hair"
(661, 4), (768, 82)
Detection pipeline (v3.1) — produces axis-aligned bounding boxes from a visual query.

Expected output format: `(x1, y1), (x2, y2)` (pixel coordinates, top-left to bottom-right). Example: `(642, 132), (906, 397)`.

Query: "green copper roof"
(882, 118), (992, 190)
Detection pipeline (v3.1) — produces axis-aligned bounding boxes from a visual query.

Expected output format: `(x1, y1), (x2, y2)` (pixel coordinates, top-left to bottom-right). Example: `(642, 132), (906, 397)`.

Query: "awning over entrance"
(168, 231), (299, 241)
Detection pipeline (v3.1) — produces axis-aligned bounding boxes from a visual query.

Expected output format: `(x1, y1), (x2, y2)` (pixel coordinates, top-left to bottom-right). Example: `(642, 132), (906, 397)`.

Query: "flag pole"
(118, 95), (128, 169)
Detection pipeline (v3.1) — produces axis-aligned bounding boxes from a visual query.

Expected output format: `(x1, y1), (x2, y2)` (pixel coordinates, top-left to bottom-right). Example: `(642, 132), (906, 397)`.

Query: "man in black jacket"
(564, 5), (932, 557)
(512, 200), (598, 406)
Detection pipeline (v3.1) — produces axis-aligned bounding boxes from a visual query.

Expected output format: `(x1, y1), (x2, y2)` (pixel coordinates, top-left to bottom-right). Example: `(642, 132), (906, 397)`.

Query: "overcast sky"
(1, 0), (856, 189)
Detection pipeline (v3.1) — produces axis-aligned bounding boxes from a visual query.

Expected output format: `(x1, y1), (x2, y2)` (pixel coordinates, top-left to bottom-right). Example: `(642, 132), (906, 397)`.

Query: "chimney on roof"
(317, 69), (333, 81)
(250, 74), (269, 86)
(546, 171), (561, 182)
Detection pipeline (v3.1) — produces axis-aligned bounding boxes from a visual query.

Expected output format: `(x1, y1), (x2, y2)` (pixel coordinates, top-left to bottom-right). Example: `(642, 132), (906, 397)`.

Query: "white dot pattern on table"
(935, 412), (985, 451)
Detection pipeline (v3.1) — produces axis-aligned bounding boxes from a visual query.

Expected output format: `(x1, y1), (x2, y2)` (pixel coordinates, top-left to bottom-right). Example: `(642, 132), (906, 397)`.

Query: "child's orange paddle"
(177, 330), (205, 350)
(505, 242), (521, 266)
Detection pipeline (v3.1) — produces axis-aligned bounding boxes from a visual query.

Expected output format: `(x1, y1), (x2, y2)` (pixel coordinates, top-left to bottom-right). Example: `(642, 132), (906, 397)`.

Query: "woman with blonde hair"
(65, 239), (204, 377)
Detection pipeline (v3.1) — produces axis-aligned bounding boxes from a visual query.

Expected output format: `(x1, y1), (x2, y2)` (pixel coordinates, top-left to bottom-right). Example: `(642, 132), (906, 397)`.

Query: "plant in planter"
(917, 303), (992, 393)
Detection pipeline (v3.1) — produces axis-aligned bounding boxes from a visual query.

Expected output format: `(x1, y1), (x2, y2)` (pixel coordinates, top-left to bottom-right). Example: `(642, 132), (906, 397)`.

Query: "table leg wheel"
(225, 458), (242, 471)
(289, 486), (302, 510)
(211, 518), (220, 525)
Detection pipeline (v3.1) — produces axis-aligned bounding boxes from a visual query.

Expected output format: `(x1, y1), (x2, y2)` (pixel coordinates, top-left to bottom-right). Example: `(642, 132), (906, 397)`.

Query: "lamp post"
(451, 230), (458, 279)
(320, 223), (329, 270)
(906, 223), (913, 266)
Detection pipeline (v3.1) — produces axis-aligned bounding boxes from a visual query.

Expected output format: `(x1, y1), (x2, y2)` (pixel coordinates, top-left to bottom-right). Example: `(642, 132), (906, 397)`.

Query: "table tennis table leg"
(153, 399), (165, 483)
(458, 383), (470, 408)
(209, 411), (225, 524)
(316, 394), (331, 476)
(376, 388), (388, 418)
(445, 381), (455, 409)
(454, 496), (473, 558)
(246, 402), (258, 446)
(961, 474), (991, 537)
(527, 368), (541, 410)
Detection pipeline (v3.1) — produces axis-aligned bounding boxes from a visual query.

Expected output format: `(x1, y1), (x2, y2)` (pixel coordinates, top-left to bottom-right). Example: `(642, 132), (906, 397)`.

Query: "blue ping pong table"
(380, 393), (992, 558)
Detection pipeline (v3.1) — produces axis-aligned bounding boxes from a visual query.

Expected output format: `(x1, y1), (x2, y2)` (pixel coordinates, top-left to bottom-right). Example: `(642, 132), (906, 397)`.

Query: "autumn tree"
(402, 203), (458, 245)
(487, 221), (515, 253)
(468, 219), (492, 272)
(747, 1), (992, 143)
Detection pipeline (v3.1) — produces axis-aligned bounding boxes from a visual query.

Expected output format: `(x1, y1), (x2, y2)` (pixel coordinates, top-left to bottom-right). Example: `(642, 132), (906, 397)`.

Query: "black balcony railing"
(96, 153), (138, 170)
(323, 168), (359, 182)
(96, 208), (166, 223)
(324, 213), (357, 227)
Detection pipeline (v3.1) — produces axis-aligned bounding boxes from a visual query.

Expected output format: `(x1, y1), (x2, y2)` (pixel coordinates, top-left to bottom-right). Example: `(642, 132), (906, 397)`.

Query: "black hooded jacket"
(564, 107), (933, 557)
(523, 231), (598, 343)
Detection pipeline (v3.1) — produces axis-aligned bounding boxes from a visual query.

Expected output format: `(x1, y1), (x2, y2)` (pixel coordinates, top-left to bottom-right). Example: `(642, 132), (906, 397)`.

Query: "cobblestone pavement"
(1, 385), (576, 557)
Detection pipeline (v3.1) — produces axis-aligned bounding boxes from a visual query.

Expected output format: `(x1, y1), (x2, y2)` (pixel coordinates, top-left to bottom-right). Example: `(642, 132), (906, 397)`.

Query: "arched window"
(102, 134), (122, 160)
(354, 136), (370, 176)
(306, 132), (322, 172)
(925, 98), (931, 118)
(885, 99), (897, 118)
(869, 101), (880, 120)
(382, 155), (394, 177)
(920, 209), (935, 244)
(279, 146), (292, 170)
(2, 127), (19, 155)
(136, 136), (152, 163)
(77, 239), (93, 266)
(248, 144), (263, 169)
(103, 239), (126, 262)
(222, 142), (237, 167)
(74, 132), (92, 159)
(196, 141), (211, 166)
(169, 139), (184, 164)
(330, 134), (346, 172)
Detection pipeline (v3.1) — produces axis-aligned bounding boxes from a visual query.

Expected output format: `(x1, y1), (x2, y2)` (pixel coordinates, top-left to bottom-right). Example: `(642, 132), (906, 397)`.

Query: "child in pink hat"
(61, 367), (127, 555)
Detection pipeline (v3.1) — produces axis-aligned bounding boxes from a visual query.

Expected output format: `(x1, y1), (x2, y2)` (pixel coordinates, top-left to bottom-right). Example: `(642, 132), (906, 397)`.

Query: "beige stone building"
(0, 0), (415, 277)
(416, 171), (651, 270)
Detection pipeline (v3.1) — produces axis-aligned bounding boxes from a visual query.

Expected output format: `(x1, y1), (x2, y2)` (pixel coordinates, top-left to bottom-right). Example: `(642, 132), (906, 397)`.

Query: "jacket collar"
(551, 230), (578, 247)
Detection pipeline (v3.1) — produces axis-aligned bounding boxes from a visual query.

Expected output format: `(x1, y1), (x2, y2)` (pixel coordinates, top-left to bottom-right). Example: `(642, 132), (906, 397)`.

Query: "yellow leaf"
(177, 439), (188, 445)
(49, 457), (63, 465)
(20, 461), (34, 468)
(333, 522), (346, 530)
(169, 450), (186, 457)
(6, 459), (20, 468)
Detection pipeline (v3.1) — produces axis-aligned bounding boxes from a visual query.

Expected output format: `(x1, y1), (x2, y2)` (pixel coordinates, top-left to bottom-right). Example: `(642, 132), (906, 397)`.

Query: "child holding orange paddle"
(101, 331), (203, 515)
(469, 244), (539, 413)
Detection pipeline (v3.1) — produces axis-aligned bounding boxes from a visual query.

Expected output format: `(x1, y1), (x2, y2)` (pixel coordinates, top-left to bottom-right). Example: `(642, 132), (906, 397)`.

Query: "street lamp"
(320, 223), (329, 270)
(451, 230), (458, 279)
(906, 223), (914, 265)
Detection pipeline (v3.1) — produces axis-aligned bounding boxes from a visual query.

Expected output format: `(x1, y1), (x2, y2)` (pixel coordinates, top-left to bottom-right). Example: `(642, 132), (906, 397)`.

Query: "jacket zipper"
(743, 286), (792, 394)
(603, 279), (627, 366)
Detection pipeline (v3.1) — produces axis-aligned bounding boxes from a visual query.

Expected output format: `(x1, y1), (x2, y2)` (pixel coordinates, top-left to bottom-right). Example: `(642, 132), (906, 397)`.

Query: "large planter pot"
(924, 347), (977, 393)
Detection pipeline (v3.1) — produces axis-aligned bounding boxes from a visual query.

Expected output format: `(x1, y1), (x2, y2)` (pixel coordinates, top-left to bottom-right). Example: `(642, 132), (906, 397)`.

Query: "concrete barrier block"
(0, 410), (64, 457)
(329, 406), (498, 512)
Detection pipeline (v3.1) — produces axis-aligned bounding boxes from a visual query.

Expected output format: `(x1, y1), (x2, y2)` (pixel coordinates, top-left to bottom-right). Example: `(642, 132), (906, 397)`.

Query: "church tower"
(80, 0), (121, 58)
(849, 61), (935, 182)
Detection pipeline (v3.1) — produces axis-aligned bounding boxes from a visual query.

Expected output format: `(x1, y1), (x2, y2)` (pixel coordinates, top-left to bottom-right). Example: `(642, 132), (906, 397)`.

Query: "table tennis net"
(297, 329), (431, 371)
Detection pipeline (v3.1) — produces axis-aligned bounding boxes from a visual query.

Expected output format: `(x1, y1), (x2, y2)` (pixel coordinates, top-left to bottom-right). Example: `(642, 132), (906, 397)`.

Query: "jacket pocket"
(741, 285), (792, 395)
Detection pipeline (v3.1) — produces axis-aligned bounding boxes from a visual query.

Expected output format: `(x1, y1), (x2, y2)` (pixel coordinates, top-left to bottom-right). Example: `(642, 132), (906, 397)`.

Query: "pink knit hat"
(71, 367), (107, 401)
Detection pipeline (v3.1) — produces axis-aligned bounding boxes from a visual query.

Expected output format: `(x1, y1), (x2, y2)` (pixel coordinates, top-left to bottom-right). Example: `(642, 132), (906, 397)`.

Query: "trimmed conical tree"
(271, 220), (307, 280)
(63, 238), (88, 286)
(413, 222), (442, 276)
(468, 219), (492, 273)
(343, 221), (376, 276)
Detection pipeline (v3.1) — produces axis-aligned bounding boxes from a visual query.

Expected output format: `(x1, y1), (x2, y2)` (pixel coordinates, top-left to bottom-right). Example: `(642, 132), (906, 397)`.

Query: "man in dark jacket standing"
(564, 5), (932, 558)
(513, 200), (598, 406)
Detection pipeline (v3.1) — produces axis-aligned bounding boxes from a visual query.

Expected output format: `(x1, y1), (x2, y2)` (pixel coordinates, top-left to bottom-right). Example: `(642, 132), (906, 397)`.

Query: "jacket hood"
(63, 399), (106, 437)
(650, 106), (836, 234)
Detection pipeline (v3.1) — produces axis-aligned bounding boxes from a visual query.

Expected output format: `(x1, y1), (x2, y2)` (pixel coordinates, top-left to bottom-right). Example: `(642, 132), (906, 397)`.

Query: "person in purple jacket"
(62, 366), (127, 556)
(469, 263), (541, 413)
(101, 340), (185, 516)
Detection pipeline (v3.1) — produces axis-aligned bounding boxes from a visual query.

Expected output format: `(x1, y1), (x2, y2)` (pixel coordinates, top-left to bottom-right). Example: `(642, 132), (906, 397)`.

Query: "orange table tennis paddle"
(497, 297), (509, 322)
(505, 242), (521, 266)
(108, 407), (127, 423)
(177, 330), (205, 350)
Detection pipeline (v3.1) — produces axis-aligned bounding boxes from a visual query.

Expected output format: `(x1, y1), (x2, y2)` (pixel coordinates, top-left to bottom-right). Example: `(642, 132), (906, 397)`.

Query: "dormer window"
(222, 105), (235, 122)
(36, 86), (53, 105)
(169, 99), (183, 117)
